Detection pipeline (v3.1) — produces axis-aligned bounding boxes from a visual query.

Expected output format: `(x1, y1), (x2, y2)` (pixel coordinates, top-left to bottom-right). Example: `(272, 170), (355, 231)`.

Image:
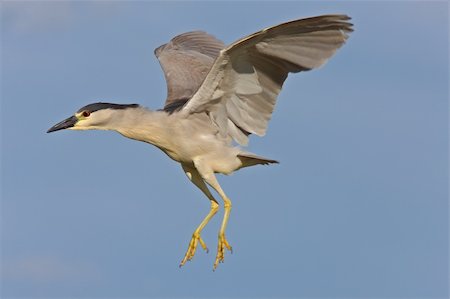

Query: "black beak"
(47, 115), (78, 133)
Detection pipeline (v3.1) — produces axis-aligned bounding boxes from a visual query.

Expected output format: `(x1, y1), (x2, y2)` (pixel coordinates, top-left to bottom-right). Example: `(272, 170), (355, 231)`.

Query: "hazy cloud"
(1, 1), (122, 34)
(2, 1), (72, 34)
(3, 255), (100, 284)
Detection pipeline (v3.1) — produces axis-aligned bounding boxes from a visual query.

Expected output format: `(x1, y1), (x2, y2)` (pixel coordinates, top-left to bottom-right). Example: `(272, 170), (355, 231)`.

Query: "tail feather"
(237, 152), (279, 169)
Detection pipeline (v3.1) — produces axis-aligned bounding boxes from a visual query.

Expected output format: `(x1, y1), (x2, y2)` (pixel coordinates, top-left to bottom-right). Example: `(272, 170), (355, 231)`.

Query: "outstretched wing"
(155, 31), (225, 112)
(180, 15), (353, 145)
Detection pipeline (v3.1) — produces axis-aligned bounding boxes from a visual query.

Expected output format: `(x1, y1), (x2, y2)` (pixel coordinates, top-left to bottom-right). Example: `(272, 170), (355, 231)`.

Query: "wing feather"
(155, 31), (225, 112)
(181, 15), (353, 145)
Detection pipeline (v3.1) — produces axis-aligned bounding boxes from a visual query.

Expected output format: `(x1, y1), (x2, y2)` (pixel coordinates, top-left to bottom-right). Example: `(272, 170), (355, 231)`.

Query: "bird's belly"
(160, 133), (219, 162)
(159, 133), (240, 174)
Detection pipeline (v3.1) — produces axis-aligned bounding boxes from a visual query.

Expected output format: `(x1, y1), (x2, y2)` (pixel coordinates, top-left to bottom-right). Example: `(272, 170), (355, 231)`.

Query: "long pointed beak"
(47, 115), (78, 133)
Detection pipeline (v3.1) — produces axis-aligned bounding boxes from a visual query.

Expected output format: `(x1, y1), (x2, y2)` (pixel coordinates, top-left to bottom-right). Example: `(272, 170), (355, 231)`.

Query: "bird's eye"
(82, 111), (90, 117)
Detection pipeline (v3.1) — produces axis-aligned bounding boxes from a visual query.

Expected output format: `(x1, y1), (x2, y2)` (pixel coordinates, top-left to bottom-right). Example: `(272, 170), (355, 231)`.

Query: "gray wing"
(154, 31), (225, 112)
(181, 15), (353, 145)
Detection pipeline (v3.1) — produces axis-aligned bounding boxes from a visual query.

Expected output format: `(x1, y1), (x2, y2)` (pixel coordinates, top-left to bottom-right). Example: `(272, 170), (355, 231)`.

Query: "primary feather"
(157, 15), (353, 145)
(155, 31), (225, 113)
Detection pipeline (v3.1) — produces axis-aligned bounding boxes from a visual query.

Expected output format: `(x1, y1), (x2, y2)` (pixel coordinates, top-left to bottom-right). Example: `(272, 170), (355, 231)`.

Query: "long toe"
(179, 233), (208, 267)
(213, 234), (232, 270)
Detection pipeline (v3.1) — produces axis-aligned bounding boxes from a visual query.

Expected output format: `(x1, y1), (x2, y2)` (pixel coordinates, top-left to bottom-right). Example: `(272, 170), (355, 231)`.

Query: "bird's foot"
(179, 232), (208, 267)
(213, 234), (232, 270)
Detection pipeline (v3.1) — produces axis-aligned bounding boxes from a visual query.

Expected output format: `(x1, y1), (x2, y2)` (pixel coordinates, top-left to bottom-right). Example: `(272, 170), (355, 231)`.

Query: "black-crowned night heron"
(48, 15), (353, 270)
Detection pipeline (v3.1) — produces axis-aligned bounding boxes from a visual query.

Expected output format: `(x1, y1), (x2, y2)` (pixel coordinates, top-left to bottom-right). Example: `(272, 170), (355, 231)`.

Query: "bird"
(47, 14), (353, 270)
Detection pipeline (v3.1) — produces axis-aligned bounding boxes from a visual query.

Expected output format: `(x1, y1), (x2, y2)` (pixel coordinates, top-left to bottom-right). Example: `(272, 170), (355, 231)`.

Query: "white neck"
(110, 107), (172, 148)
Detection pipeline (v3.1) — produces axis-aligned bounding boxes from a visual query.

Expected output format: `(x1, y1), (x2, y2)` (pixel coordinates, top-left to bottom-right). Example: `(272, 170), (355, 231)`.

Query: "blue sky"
(1, 1), (448, 298)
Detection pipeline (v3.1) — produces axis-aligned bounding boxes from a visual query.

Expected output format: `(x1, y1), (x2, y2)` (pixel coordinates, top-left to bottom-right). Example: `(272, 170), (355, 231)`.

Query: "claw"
(179, 232), (208, 267)
(198, 236), (209, 253)
(213, 234), (232, 270)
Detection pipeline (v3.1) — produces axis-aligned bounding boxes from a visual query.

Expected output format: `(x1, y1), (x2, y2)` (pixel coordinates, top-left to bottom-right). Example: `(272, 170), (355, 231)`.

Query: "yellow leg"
(192, 159), (234, 270)
(180, 200), (219, 266)
(179, 165), (219, 267)
(214, 197), (232, 270)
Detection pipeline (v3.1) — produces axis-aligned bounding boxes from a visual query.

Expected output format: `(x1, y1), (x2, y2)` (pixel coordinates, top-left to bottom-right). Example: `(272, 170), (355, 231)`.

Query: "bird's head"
(47, 102), (139, 133)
